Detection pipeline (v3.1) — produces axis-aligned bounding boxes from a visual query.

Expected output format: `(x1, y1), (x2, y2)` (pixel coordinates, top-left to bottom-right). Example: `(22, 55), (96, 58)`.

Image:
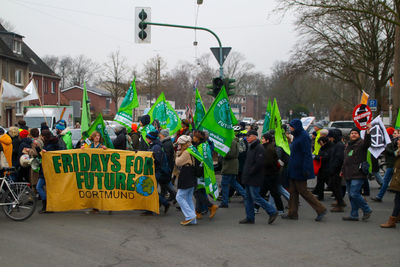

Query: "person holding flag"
(138, 115), (156, 151)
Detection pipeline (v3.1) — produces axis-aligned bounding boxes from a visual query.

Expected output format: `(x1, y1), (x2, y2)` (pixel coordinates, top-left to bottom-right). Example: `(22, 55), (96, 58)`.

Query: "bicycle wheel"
(2, 183), (36, 221)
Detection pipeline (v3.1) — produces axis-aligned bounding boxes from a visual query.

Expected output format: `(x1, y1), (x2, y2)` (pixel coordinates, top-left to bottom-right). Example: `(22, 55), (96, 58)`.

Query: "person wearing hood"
(341, 125), (372, 221)
(239, 130), (278, 225)
(0, 128), (12, 168)
(55, 120), (72, 150)
(327, 129), (346, 212)
(139, 114), (156, 151)
(283, 119), (327, 221)
(144, 131), (170, 215)
(113, 124), (127, 150)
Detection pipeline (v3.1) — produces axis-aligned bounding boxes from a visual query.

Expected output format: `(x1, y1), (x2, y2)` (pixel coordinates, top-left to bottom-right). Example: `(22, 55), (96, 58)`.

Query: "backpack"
(158, 148), (171, 184)
(238, 137), (247, 154)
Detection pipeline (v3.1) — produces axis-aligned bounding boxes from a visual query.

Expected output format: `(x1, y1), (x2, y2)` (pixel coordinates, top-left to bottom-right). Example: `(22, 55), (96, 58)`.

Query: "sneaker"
(370, 197), (382, 202)
(239, 218), (255, 224)
(254, 208), (260, 214)
(315, 210), (327, 222)
(218, 204), (228, 208)
(180, 218), (195, 226)
(268, 212), (278, 224)
(278, 210), (285, 215)
(342, 216), (359, 221)
(362, 211), (372, 221)
(281, 214), (298, 220)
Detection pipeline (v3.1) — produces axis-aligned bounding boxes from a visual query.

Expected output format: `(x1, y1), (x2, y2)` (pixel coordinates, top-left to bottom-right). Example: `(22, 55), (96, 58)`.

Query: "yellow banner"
(42, 149), (159, 213)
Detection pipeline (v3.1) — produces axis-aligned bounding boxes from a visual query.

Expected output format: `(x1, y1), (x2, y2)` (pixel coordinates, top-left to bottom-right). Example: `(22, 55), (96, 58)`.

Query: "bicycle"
(0, 167), (36, 221)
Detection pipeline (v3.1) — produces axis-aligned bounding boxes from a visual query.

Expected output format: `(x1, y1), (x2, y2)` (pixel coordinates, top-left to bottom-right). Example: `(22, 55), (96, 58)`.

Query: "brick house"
(231, 94), (262, 120)
(61, 85), (116, 119)
(0, 23), (60, 127)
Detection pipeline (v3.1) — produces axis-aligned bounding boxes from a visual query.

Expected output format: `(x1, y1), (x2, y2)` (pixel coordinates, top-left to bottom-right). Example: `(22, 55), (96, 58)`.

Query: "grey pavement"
(0, 179), (399, 267)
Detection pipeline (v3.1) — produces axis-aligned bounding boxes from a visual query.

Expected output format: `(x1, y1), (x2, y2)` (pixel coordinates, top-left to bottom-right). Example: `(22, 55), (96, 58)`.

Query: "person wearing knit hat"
(386, 127), (395, 138)
(140, 115), (151, 126)
(159, 128), (176, 203)
(128, 123), (140, 150)
(312, 122), (324, 156)
(19, 129), (29, 139)
(55, 119), (70, 150)
(342, 123), (373, 221)
(144, 129), (170, 215)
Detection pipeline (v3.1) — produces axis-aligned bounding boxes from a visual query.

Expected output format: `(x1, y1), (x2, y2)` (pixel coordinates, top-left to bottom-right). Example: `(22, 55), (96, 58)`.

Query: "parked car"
(327, 121), (356, 137)
(242, 117), (255, 125)
(256, 119), (264, 125)
(70, 127), (117, 148)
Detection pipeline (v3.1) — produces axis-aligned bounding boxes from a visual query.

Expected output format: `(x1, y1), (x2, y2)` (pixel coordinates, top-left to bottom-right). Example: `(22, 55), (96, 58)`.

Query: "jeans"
(346, 179), (372, 218)
(376, 168), (394, 199)
(221, 174), (247, 206)
(36, 177), (46, 200)
(371, 172), (383, 185)
(176, 187), (196, 222)
(244, 185), (277, 221)
(194, 187), (212, 213)
(278, 185), (290, 200)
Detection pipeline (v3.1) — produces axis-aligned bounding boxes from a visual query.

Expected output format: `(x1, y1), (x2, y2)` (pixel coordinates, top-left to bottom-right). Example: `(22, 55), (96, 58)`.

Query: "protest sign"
(42, 149), (159, 213)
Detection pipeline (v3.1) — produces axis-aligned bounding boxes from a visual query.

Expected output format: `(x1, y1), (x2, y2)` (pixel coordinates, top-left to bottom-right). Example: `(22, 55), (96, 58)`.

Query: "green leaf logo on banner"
(199, 86), (236, 156)
(148, 92), (181, 135)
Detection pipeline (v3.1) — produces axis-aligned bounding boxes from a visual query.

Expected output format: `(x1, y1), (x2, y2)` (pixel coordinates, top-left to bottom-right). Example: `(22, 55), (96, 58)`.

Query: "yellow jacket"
(0, 134), (13, 167)
(313, 130), (321, 155)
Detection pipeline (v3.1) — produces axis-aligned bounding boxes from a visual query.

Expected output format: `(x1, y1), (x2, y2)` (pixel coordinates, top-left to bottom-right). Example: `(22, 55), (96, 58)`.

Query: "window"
(105, 97), (111, 110)
(16, 102), (23, 115)
(44, 81), (48, 93)
(51, 81), (56, 94)
(35, 79), (39, 88)
(13, 39), (22, 54)
(242, 106), (246, 112)
(15, 70), (23, 85)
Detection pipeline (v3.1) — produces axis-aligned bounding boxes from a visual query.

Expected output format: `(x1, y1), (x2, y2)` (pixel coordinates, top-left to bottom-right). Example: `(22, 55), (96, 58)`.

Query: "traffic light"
(135, 7), (151, 43)
(207, 77), (224, 97)
(224, 78), (236, 96)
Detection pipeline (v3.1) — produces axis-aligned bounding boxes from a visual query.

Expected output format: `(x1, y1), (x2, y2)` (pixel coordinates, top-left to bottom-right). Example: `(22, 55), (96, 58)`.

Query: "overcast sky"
(2, 0), (297, 75)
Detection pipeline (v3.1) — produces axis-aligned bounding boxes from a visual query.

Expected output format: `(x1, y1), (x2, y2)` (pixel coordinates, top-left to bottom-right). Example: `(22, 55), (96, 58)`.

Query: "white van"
(24, 106), (74, 129)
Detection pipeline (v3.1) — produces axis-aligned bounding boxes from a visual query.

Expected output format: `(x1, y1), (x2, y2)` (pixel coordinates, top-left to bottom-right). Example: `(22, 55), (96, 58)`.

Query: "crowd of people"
(0, 116), (399, 228)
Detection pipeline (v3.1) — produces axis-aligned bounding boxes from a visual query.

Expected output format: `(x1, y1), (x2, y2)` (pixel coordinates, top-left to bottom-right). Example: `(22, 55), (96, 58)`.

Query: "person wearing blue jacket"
(283, 119), (327, 221)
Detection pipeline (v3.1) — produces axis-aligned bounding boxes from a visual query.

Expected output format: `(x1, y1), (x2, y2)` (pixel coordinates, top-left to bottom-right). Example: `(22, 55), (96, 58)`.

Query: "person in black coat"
(159, 129), (176, 201)
(314, 136), (333, 201)
(36, 129), (62, 213)
(327, 129), (346, 212)
(283, 119), (327, 221)
(113, 125), (127, 150)
(239, 130), (278, 225)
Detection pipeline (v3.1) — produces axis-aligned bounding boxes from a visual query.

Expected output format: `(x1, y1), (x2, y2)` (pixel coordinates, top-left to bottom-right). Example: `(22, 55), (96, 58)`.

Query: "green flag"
(114, 79), (139, 131)
(187, 143), (219, 200)
(262, 99), (272, 134)
(147, 92), (181, 135)
(193, 88), (206, 128)
(270, 99), (290, 155)
(395, 107), (400, 129)
(81, 81), (91, 136)
(86, 113), (114, 148)
(198, 86), (236, 157)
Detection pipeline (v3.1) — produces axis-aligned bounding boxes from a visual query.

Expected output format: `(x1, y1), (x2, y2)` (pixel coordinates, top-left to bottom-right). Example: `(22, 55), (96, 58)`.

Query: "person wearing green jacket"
(219, 137), (247, 208)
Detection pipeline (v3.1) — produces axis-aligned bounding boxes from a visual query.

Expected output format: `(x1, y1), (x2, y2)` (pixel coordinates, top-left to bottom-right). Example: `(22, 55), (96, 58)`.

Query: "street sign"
(367, 99), (377, 111)
(210, 47), (231, 66)
(352, 104), (372, 130)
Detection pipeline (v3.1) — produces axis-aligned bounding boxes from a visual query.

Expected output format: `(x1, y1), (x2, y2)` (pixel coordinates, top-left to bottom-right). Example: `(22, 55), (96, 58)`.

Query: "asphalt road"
(0, 180), (399, 267)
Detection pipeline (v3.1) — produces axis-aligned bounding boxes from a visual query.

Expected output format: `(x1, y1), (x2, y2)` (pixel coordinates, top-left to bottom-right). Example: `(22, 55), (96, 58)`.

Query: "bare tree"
(70, 55), (101, 86)
(101, 50), (130, 112)
(224, 51), (255, 95)
(141, 55), (167, 105)
(290, 0), (394, 113)
(0, 18), (16, 32)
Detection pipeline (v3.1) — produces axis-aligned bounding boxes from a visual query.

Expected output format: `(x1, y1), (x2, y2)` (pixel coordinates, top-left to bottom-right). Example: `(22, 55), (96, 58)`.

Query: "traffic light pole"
(142, 21), (224, 78)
